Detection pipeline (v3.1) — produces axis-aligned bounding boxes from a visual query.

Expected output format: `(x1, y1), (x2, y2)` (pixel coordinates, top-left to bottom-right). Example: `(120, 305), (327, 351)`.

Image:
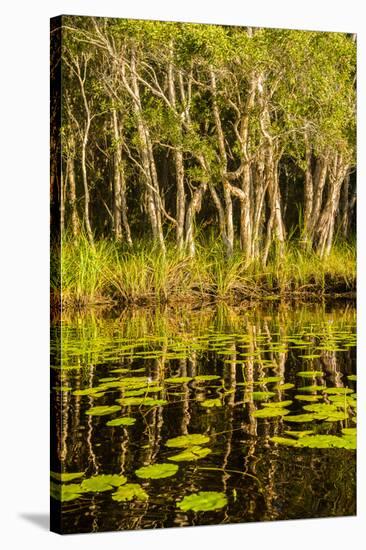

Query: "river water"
(50, 303), (356, 534)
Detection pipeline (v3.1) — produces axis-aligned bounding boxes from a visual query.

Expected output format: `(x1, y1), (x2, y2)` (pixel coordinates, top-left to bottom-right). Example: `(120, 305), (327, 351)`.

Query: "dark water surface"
(50, 303), (356, 534)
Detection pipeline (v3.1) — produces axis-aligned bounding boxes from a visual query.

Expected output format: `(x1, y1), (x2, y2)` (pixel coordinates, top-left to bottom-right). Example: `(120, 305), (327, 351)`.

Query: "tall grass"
(53, 233), (356, 308)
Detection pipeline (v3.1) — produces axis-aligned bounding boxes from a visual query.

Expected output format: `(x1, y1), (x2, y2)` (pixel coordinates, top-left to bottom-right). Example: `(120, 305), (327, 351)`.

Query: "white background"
(0, 0), (365, 547)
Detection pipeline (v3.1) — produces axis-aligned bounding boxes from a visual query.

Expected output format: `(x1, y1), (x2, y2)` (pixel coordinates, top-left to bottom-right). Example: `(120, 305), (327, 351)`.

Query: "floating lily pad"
(50, 481), (84, 502)
(106, 417), (136, 427)
(112, 483), (148, 502)
(295, 394), (322, 402)
(275, 383), (295, 391)
(284, 413), (327, 422)
(297, 434), (355, 450)
(270, 436), (298, 446)
(81, 474), (127, 492)
(252, 408), (289, 418)
(73, 387), (104, 397)
(296, 371), (324, 378)
(165, 377), (192, 384)
(135, 463), (178, 479)
(177, 491), (227, 512)
(85, 405), (121, 416)
(324, 387), (353, 395)
(342, 427), (356, 436)
(284, 430), (314, 438)
(347, 375), (357, 381)
(165, 434), (210, 448)
(258, 376), (282, 384)
(298, 385), (326, 392)
(251, 391), (276, 401)
(118, 397), (167, 407)
(262, 400), (293, 408)
(169, 446), (211, 462)
(50, 471), (84, 482)
(200, 398), (222, 408)
(194, 375), (221, 382)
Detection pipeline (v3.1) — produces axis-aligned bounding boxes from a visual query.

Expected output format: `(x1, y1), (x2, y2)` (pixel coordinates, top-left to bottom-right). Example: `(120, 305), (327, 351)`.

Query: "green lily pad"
(262, 400), (292, 408)
(258, 376), (282, 384)
(324, 387), (353, 395)
(85, 405), (121, 416)
(135, 463), (178, 479)
(270, 436), (298, 446)
(298, 385), (326, 392)
(112, 483), (148, 502)
(50, 481), (84, 502)
(73, 387), (104, 397)
(275, 383), (295, 390)
(201, 398), (222, 408)
(250, 391), (276, 401)
(165, 434), (210, 448)
(50, 471), (84, 482)
(168, 446), (211, 462)
(347, 375), (357, 381)
(342, 427), (356, 436)
(106, 417), (136, 427)
(194, 375), (221, 382)
(118, 397), (167, 407)
(284, 413), (328, 422)
(296, 371), (324, 378)
(80, 474), (127, 492)
(295, 394), (322, 402)
(297, 434), (355, 449)
(165, 377), (192, 384)
(284, 430), (314, 438)
(177, 491), (227, 512)
(252, 408), (289, 418)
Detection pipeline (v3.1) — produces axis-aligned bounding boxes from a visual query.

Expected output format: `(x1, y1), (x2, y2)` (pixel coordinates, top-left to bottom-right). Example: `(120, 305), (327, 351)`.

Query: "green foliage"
(135, 463), (179, 479)
(165, 434), (210, 448)
(177, 491), (228, 512)
(112, 483), (148, 502)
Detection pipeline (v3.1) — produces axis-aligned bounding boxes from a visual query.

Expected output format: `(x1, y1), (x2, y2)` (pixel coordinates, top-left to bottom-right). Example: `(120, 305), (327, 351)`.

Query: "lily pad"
(50, 481), (84, 502)
(165, 434), (210, 448)
(165, 377), (192, 384)
(251, 391), (276, 401)
(275, 383), (295, 390)
(263, 400), (292, 408)
(201, 398), (222, 408)
(169, 446), (211, 462)
(112, 483), (148, 502)
(80, 474), (127, 492)
(324, 387), (353, 395)
(252, 408), (289, 418)
(298, 385), (326, 392)
(177, 491), (227, 512)
(135, 463), (178, 479)
(194, 375), (221, 382)
(295, 394), (322, 402)
(296, 371), (324, 378)
(270, 436), (298, 446)
(118, 397), (167, 407)
(106, 417), (136, 427)
(50, 471), (84, 482)
(85, 405), (121, 416)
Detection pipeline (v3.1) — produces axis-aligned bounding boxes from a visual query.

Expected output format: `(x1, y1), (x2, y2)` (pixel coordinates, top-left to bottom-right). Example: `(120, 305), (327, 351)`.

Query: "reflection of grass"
(52, 234), (356, 307)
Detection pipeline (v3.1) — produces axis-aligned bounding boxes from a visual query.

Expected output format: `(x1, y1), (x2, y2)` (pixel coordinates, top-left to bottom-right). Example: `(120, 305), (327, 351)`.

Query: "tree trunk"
(66, 149), (79, 239)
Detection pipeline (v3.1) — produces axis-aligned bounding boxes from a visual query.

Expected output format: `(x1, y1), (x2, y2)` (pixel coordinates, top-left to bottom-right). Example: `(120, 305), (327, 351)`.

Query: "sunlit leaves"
(177, 491), (227, 512)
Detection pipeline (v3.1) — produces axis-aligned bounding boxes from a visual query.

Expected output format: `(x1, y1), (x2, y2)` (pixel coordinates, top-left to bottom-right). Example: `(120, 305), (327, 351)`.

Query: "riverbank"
(51, 236), (356, 309)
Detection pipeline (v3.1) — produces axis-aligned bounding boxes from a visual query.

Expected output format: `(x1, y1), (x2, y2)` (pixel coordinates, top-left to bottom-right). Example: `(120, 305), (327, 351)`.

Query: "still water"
(50, 303), (356, 534)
